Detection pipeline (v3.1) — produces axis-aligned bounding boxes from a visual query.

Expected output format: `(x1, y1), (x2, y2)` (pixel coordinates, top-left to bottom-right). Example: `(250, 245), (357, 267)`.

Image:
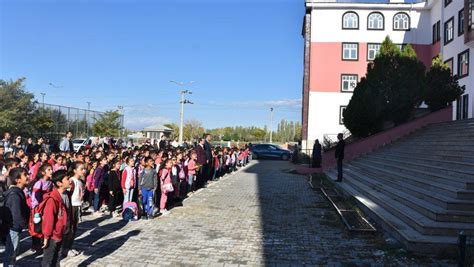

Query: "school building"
(301, 0), (474, 150)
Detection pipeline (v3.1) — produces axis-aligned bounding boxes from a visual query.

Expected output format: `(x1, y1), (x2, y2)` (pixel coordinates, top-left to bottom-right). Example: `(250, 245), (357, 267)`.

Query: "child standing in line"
(30, 163), (53, 252)
(41, 170), (71, 267)
(159, 159), (173, 216)
(85, 161), (97, 210)
(92, 157), (108, 215)
(176, 152), (186, 200)
(121, 157), (136, 205)
(63, 161), (85, 257)
(3, 167), (30, 266)
(108, 159), (123, 217)
(187, 152), (197, 194)
(171, 157), (180, 201)
(139, 157), (157, 219)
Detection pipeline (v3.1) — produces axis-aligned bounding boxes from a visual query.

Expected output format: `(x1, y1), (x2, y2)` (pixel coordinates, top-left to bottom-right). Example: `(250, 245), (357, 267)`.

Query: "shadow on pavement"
(78, 230), (140, 266)
(242, 160), (332, 265)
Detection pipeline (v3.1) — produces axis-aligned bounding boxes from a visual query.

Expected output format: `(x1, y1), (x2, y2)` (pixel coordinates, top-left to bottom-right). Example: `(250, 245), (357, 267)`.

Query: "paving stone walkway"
(11, 160), (455, 266)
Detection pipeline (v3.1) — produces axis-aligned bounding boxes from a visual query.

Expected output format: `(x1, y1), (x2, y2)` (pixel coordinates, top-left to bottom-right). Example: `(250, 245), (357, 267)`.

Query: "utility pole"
(270, 107), (274, 143)
(40, 93), (46, 109)
(170, 81), (194, 145)
(86, 102), (91, 136)
(117, 105), (124, 138)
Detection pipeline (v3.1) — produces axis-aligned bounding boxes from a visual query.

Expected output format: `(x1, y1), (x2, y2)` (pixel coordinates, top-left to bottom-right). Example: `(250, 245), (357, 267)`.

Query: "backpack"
(28, 196), (55, 238)
(122, 201), (138, 221)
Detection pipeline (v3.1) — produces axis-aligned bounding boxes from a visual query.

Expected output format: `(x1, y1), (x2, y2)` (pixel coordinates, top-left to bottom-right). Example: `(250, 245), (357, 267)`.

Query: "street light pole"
(86, 102), (91, 136)
(118, 105), (124, 138)
(170, 81), (194, 145)
(270, 107), (274, 144)
(40, 93), (46, 109)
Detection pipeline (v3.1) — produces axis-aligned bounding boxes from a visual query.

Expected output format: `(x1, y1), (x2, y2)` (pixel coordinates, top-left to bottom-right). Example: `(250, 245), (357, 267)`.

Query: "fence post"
(459, 231), (466, 267)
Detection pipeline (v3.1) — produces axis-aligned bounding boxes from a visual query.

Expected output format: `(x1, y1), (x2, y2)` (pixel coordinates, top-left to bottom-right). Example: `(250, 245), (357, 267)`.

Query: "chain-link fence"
(36, 103), (124, 141)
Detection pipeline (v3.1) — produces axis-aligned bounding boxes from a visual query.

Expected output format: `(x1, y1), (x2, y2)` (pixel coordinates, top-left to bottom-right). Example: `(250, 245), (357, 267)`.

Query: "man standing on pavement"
(203, 133), (213, 182)
(60, 131), (74, 153)
(194, 138), (207, 189)
(335, 133), (345, 182)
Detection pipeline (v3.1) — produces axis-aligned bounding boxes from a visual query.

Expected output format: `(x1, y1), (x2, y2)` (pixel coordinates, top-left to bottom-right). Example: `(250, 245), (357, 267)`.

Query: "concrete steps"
(327, 169), (474, 236)
(326, 119), (474, 254)
(350, 160), (474, 201)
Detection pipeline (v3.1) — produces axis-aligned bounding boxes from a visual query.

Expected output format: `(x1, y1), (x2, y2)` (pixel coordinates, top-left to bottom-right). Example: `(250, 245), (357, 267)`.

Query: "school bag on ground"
(122, 201), (138, 221)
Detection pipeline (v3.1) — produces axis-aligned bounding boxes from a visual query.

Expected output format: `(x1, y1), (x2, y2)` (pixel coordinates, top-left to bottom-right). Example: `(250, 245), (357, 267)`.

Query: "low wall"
(319, 106), (453, 172)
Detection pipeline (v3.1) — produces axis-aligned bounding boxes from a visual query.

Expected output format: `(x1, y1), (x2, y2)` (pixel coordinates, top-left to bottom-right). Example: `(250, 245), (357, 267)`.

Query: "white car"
(72, 138), (95, 152)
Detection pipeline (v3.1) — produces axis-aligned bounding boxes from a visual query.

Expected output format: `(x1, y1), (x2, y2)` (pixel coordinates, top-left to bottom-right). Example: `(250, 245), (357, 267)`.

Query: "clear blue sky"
(0, 0), (305, 130)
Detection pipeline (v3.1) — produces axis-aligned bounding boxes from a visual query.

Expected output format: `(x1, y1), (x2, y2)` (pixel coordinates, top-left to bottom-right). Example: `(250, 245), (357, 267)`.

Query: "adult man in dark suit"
(335, 133), (345, 182)
(194, 138), (207, 189)
(203, 133), (213, 182)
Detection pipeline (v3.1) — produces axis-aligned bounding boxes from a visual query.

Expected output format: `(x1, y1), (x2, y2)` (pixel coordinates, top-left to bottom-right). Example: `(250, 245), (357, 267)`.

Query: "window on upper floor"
(342, 43), (359, 61)
(342, 12), (359, 29)
(367, 43), (381, 61)
(459, 9), (465, 36)
(458, 49), (470, 78)
(444, 17), (454, 45)
(444, 57), (454, 75)
(445, 0), (452, 7)
(368, 12), (384, 30)
(433, 21), (441, 44)
(393, 13), (410, 30)
(341, 74), (358, 92)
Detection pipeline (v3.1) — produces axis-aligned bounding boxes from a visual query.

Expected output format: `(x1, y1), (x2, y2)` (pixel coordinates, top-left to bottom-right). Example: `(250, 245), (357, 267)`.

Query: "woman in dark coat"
(312, 139), (322, 168)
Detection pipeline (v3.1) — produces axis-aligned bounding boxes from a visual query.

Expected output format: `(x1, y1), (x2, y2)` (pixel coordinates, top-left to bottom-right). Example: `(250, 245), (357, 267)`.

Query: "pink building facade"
(301, 0), (474, 150)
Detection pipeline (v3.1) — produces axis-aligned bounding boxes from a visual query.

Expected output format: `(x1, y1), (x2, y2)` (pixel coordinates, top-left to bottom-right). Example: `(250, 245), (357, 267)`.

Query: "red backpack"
(28, 196), (55, 238)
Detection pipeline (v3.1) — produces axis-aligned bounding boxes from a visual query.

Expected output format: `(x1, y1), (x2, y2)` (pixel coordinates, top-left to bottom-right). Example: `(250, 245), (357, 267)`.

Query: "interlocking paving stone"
(8, 160), (457, 266)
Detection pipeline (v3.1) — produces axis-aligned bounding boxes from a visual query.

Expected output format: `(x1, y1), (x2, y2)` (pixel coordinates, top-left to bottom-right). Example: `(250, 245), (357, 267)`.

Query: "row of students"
(0, 139), (251, 266)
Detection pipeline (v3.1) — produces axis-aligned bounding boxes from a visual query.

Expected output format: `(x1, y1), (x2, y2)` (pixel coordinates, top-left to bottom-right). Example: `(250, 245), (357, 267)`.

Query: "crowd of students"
(0, 131), (251, 266)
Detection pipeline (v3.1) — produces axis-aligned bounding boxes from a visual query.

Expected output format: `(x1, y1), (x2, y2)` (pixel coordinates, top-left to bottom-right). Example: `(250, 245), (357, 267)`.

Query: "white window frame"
(367, 43), (381, 61)
(343, 12), (359, 29)
(339, 106), (347, 125)
(368, 13), (384, 30)
(393, 13), (409, 30)
(342, 43), (359, 61)
(341, 74), (358, 92)
(445, 17), (454, 44)
(458, 49), (470, 78)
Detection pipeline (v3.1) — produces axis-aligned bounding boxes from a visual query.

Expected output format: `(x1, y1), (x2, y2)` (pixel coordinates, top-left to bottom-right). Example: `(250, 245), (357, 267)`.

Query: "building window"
(342, 43), (359, 61)
(367, 43), (381, 60)
(457, 92), (469, 120)
(463, 94), (469, 119)
(445, 0), (452, 7)
(342, 12), (359, 29)
(433, 21), (441, 43)
(341, 74), (358, 92)
(444, 17), (454, 45)
(458, 49), (469, 78)
(459, 9), (465, 36)
(456, 95), (462, 120)
(368, 12), (384, 30)
(393, 12), (410, 30)
(396, 44), (406, 51)
(339, 106), (347, 125)
(444, 57), (454, 75)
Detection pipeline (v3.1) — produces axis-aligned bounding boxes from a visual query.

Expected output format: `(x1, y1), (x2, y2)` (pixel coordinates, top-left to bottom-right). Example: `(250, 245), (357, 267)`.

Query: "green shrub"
(425, 57), (464, 111)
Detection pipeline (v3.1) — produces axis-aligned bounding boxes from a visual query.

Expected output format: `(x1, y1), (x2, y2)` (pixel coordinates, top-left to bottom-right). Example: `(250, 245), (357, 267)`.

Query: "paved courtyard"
(12, 160), (455, 266)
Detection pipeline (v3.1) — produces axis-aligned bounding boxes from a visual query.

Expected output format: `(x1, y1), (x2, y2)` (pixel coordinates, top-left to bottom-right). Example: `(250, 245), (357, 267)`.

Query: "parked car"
(72, 137), (95, 152)
(250, 144), (292, 161)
